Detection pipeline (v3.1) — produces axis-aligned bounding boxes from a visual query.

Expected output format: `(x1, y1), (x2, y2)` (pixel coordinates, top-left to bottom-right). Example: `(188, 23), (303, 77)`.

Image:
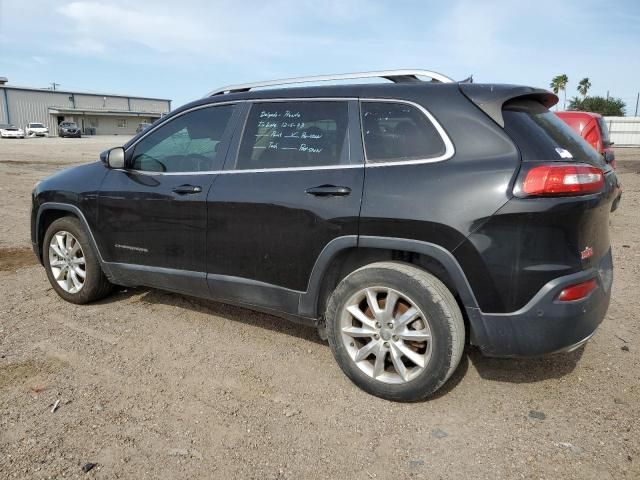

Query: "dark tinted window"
(236, 101), (349, 170)
(361, 102), (446, 163)
(502, 100), (604, 165)
(132, 105), (234, 172)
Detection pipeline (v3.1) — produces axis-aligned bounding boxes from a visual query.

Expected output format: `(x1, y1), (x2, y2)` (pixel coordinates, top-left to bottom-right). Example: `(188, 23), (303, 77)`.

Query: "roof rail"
(206, 69), (455, 97)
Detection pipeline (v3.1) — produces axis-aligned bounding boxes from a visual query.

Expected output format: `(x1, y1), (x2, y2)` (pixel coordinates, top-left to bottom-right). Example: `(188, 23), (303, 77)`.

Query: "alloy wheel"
(339, 286), (433, 384)
(48, 230), (86, 294)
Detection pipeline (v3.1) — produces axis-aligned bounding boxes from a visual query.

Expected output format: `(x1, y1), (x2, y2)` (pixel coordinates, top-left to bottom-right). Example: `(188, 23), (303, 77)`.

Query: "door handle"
(305, 185), (352, 197)
(172, 184), (202, 195)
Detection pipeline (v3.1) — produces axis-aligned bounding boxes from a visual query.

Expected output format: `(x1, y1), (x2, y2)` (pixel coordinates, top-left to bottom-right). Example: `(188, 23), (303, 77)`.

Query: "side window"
(132, 104), (235, 172)
(361, 102), (446, 163)
(236, 101), (349, 170)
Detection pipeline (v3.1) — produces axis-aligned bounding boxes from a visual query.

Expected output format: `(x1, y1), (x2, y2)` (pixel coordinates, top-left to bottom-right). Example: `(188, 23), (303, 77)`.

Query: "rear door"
(205, 99), (364, 312)
(97, 103), (239, 295)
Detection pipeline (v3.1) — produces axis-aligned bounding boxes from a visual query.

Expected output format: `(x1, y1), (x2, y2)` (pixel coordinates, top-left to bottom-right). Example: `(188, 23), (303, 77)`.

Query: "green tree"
(577, 77), (591, 98)
(568, 96), (625, 116)
(550, 74), (569, 110)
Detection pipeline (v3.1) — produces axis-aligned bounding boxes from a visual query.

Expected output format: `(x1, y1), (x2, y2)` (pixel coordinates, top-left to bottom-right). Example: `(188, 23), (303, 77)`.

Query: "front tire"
(43, 216), (113, 304)
(326, 261), (465, 401)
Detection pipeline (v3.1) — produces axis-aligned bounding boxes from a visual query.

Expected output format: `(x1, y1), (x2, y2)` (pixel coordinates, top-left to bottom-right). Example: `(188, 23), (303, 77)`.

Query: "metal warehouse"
(0, 77), (171, 135)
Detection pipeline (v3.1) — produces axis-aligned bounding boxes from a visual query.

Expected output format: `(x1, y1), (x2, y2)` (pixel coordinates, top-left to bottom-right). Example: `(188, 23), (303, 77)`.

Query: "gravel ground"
(0, 137), (638, 479)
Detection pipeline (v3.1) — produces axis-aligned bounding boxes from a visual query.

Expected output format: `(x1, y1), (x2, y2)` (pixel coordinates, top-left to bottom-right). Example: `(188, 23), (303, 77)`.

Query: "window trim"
(121, 97), (454, 176)
(359, 98), (455, 167)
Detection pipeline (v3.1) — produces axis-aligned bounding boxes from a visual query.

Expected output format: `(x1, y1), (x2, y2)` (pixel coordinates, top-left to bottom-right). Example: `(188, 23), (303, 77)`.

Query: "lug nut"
(375, 322), (381, 329)
(387, 322), (393, 328)
(374, 334), (380, 340)
(383, 342), (390, 348)
(392, 335), (399, 341)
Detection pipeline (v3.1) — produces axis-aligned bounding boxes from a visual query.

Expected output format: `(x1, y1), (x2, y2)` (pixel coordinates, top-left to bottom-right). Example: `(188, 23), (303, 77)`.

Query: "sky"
(1, 0), (639, 111)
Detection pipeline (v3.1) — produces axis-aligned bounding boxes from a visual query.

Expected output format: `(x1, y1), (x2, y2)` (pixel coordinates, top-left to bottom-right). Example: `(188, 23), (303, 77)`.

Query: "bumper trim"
(468, 248), (613, 357)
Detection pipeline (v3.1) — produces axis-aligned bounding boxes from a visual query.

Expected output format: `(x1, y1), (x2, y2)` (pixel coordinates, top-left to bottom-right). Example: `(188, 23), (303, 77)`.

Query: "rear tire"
(43, 216), (113, 304)
(325, 261), (465, 401)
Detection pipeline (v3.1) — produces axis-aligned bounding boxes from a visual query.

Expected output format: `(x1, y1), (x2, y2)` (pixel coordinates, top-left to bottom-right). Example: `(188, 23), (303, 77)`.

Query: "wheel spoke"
(65, 269), (74, 291)
(69, 241), (81, 256)
(383, 289), (399, 319)
(65, 234), (73, 252)
(395, 342), (426, 368)
(72, 265), (86, 279)
(390, 345), (409, 381)
(50, 259), (66, 267)
(70, 270), (83, 291)
(395, 306), (420, 328)
(346, 305), (377, 329)
(372, 348), (386, 378)
(399, 330), (431, 342)
(55, 234), (66, 254)
(342, 326), (375, 338)
(50, 244), (65, 259)
(365, 288), (382, 317)
(354, 340), (379, 362)
(54, 266), (66, 280)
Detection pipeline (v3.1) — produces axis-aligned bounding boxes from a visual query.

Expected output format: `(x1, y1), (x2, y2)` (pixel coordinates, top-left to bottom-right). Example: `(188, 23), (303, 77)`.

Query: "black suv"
(58, 121), (81, 138)
(31, 70), (620, 401)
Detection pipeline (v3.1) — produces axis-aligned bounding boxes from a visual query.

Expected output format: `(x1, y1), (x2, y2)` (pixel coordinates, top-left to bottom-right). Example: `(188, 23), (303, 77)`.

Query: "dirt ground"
(0, 136), (638, 479)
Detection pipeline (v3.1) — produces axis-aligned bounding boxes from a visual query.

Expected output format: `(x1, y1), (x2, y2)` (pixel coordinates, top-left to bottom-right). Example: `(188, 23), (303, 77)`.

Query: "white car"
(26, 122), (49, 137)
(0, 124), (25, 138)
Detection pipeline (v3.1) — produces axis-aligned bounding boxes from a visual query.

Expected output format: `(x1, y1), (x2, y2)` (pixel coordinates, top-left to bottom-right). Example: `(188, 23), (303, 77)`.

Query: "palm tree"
(550, 74), (569, 110)
(577, 77), (591, 99)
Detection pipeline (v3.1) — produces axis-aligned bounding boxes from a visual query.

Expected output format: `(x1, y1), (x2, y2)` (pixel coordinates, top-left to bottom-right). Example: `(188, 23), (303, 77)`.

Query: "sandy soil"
(0, 137), (638, 479)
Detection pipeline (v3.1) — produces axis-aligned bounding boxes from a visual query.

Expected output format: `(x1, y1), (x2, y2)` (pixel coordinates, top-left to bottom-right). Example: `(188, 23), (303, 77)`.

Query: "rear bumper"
(468, 248), (613, 357)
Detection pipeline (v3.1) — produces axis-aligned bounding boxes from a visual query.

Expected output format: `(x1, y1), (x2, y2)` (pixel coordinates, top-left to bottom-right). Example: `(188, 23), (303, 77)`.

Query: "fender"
(299, 235), (481, 317)
(35, 202), (114, 279)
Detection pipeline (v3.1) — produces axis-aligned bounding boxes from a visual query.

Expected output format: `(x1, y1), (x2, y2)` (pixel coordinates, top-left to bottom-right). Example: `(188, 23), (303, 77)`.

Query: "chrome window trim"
(121, 97), (454, 176)
(359, 98), (455, 167)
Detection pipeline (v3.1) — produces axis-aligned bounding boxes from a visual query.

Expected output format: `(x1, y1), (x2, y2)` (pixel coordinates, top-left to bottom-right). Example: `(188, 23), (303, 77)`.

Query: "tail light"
(516, 163), (604, 197)
(557, 278), (597, 302)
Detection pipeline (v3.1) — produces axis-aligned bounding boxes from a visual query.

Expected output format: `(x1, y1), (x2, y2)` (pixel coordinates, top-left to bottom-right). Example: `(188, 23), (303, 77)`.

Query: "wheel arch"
(300, 236), (480, 321)
(35, 203), (106, 269)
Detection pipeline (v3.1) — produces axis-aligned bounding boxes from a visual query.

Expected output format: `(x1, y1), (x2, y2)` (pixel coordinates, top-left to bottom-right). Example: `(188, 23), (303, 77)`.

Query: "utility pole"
(50, 82), (60, 91)
(635, 92), (639, 117)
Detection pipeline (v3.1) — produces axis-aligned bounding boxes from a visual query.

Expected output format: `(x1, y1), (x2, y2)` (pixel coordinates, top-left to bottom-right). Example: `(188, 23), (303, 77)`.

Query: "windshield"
(30, 123), (45, 128)
(62, 123), (78, 128)
(503, 100), (604, 166)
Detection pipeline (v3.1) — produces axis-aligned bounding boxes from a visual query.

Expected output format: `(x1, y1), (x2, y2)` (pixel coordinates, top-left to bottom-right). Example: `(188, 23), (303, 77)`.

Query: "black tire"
(326, 261), (465, 402)
(43, 216), (113, 304)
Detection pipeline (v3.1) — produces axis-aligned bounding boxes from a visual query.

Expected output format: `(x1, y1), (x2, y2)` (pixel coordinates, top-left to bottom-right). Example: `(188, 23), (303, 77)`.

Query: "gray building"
(0, 77), (171, 135)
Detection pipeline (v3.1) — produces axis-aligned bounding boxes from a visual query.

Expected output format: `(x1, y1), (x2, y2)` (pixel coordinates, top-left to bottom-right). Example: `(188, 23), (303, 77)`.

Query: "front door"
(97, 103), (239, 295)
(206, 99), (364, 312)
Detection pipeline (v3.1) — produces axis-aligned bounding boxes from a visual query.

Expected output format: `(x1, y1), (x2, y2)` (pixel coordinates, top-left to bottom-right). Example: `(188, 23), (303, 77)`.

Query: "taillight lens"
(557, 279), (597, 302)
(519, 163), (604, 197)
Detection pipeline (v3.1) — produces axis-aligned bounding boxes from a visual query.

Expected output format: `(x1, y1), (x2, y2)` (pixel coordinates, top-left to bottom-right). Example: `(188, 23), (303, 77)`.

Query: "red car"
(556, 111), (615, 168)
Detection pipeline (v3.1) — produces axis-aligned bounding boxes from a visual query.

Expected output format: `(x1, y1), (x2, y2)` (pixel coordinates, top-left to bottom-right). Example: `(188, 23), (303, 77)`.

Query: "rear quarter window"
(502, 100), (604, 166)
(361, 102), (446, 163)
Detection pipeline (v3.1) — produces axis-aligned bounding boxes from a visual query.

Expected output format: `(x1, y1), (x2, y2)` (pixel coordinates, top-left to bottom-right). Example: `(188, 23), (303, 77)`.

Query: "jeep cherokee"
(30, 70), (620, 401)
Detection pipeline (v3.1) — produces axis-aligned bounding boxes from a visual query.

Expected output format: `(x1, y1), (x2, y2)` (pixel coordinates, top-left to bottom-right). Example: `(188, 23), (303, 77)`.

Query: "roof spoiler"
(459, 84), (558, 127)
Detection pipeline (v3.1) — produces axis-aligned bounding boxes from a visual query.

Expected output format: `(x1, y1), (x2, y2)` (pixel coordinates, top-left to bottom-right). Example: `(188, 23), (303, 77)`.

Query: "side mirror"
(103, 147), (125, 169)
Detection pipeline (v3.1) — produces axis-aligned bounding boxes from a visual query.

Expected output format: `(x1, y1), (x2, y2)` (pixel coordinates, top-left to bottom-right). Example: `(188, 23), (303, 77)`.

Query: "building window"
(117, 119), (127, 128)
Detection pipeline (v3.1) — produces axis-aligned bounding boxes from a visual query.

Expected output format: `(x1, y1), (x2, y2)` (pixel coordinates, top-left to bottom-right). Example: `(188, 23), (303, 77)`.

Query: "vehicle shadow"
(97, 287), (585, 393)
(100, 287), (325, 346)
(467, 344), (585, 383)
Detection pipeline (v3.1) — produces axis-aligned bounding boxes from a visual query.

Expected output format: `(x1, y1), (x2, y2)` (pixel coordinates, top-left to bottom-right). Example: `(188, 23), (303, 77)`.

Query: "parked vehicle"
(26, 122), (48, 137)
(556, 111), (615, 168)
(136, 122), (152, 134)
(30, 70), (621, 401)
(58, 121), (81, 138)
(0, 123), (25, 138)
